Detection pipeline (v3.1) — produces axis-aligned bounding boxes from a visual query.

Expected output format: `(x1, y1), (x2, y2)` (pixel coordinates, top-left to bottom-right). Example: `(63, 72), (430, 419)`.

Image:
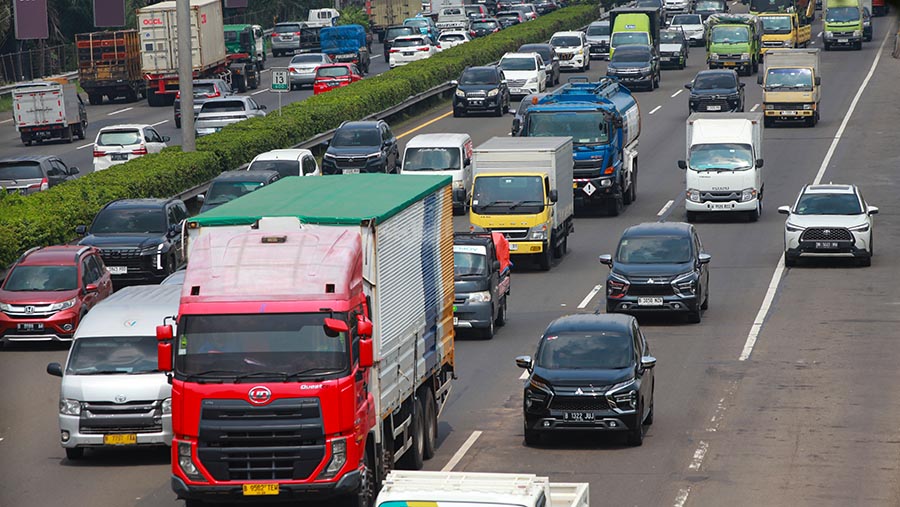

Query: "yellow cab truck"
(758, 48), (821, 127)
(467, 137), (574, 271)
(759, 12), (812, 52)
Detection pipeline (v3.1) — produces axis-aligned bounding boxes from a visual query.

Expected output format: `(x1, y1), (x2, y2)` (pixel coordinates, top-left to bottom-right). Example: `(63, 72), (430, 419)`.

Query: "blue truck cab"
(320, 24), (371, 73)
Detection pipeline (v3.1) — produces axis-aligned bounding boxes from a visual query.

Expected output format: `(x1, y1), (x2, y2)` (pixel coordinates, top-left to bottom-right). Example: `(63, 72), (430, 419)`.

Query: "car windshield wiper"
(456, 270), (485, 277)
(508, 200), (544, 210)
(73, 370), (124, 375)
(286, 367), (343, 379)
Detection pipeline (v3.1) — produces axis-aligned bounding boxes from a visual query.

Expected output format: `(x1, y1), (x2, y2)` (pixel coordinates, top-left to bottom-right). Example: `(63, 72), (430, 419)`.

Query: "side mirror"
(598, 254), (612, 266)
(157, 324), (174, 341)
(814, 76), (821, 85)
(515, 355), (533, 369)
(698, 252), (711, 264)
(739, 82), (745, 88)
(684, 83), (692, 89)
(357, 315), (373, 338)
(512, 118), (521, 132)
(548, 189), (558, 203)
(755, 158), (764, 168)
(867, 206), (879, 215)
(145, 136), (152, 143)
(492, 260), (501, 271)
(757, 74), (763, 85)
(260, 105), (267, 110)
(68, 166), (80, 175)
(450, 80), (459, 86)
(501, 79), (508, 85)
(196, 194), (205, 203)
(167, 224), (179, 237)
(358, 338), (374, 368)
(640, 355), (657, 369)
(75, 225), (87, 235)
(85, 283), (99, 294)
(162, 136), (171, 143)
(677, 160), (687, 170)
(324, 317), (350, 337)
(777, 205), (791, 215)
(47, 362), (63, 377)
(158, 342), (173, 372)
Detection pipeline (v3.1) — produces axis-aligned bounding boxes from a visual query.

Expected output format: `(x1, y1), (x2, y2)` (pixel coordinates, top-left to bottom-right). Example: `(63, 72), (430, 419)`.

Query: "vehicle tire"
(823, 42), (831, 51)
(480, 316), (495, 339)
(164, 256), (177, 276)
(88, 94), (102, 105)
(585, 57), (590, 71)
(421, 391), (438, 460)
(397, 405), (425, 470)
(65, 447), (84, 460)
(125, 88), (139, 103)
(606, 302), (617, 314)
(64, 125), (74, 144)
(607, 194), (624, 216)
(175, 117), (181, 129)
(623, 170), (637, 205)
(185, 501), (207, 507)
(147, 90), (163, 107)
(752, 58), (759, 74)
(235, 76), (247, 93)
(686, 305), (702, 324)
(354, 446), (376, 507)
(701, 288), (709, 310)
(495, 297), (508, 327)
(524, 422), (541, 446)
(748, 200), (761, 222)
(494, 103), (503, 117)
(538, 242), (552, 271)
(784, 252), (798, 267)
(627, 402), (644, 446)
(22, 137), (31, 146)
(453, 109), (464, 118)
(503, 97), (510, 114)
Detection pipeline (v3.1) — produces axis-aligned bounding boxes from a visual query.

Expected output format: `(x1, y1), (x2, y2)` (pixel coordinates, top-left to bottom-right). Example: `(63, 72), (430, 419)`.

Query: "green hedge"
(0, 5), (598, 267)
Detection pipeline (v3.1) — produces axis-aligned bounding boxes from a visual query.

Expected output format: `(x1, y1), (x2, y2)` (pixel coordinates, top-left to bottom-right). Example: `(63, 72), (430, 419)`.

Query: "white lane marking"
(261, 69), (271, 73)
(251, 89), (269, 95)
(649, 105), (662, 115)
(689, 441), (709, 471)
(372, 54), (382, 59)
(441, 431), (482, 472)
(107, 107), (133, 116)
(817, 31), (823, 38)
(674, 487), (691, 507)
(577, 285), (603, 309)
(739, 257), (785, 361)
(151, 120), (168, 127)
(76, 143), (94, 150)
(0, 119), (12, 124)
(519, 370), (529, 380)
(750, 103), (759, 112)
(671, 89), (683, 98)
(657, 199), (674, 217)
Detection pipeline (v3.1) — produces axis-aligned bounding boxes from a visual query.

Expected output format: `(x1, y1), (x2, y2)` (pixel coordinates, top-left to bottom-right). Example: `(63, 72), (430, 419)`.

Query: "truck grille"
(197, 398), (325, 482)
(801, 228), (853, 242)
(557, 52), (574, 60)
(771, 103), (809, 110)
(700, 190), (740, 202)
(492, 228), (529, 241)
(334, 156), (369, 168)
(98, 248), (145, 270)
(79, 400), (164, 434)
(550, 396), (610, 411)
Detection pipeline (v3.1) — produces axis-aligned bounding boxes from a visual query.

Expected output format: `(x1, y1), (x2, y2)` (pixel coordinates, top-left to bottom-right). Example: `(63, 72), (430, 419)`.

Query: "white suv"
(550, 31), (590, 71)
(93, 124), (169, 172)
(778, 184), (877, 267)
(498, 52), (547, 96)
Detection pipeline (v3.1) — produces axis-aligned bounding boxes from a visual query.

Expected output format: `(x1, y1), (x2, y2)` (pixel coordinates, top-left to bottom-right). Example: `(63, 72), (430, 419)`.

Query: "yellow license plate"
(103, 434), (137, 445)
(242, 483), (279, 496)
(723, 62), (736, 66)
(573, 182), (578, 189)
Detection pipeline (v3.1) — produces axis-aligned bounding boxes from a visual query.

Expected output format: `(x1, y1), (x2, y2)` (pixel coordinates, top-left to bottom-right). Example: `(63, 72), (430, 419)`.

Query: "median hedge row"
(0, 4), (599, 266)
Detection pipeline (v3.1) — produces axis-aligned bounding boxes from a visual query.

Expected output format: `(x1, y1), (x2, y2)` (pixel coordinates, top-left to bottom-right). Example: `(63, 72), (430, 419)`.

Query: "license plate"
(510, 88), (522, 94)
(110, 153), (129, 161)
(563, 412), (595, 421)
(815, 241), (839, 249)
(838, 38), (848, 43)
(17, 323), (43, 331)
(723, 62), (736, 66)
(509, 243), (518, 251)
(107, 266), (127, 275)
(243, 483), (280, 496)
(453, 316), (459, 325)
(660, 56), (671, 61)
(326, 81), (340, 87)
(706, 105), (722, 111)
(780, 111), (799, 116)
(103, 434), (136, 445)
(342, 169), (360, 174)
(34, 130), (51, 138)
(281, 36), (292, 40)
(637, 297), (663, 306)
(403, 52), (414, 56)
(710, 203), (731, 210)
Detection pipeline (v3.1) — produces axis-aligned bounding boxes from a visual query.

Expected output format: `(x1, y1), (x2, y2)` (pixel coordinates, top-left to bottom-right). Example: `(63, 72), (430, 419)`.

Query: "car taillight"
(289, 67), (297, 73)
(295, 31), (302, 35)
(436, 44), (442, 49)
(493, 28), (500, 32)
(93, 149), (106, 157)
(470, 30), (477, 36)
(27, 178), (49, 191)
(175, 91), (181, 99)
(418, 46), (431, 51)
(132, 146), (148, 155)
(389, 48), (400, 53)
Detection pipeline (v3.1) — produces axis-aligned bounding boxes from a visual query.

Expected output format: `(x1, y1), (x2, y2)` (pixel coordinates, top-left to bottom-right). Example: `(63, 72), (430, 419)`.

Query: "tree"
(337, 6), (370, 30)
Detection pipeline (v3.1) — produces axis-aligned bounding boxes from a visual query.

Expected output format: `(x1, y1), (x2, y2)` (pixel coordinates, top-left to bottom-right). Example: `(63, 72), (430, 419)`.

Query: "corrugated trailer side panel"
(138, 0), (225, 75)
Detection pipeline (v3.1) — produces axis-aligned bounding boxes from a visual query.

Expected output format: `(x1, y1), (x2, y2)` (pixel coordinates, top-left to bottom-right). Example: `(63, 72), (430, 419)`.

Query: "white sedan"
(389, 36), (438, 68)
(437, 31), (472, 51)
(779, 183), (877, 267)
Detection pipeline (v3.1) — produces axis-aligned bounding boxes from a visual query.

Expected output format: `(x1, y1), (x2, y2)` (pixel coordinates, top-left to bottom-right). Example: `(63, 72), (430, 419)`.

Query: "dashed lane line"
(750, 103), (759, 112)
(107, 107), (133, 116)
(151, 120), (168, 127)
(671, 89), (683, 98)
(577, 285), (603, 309)
(657, 199), (674, 217)
(76, 143), (93, 150)
(649, 105), (662, 115)
(251, 89), (269, 95)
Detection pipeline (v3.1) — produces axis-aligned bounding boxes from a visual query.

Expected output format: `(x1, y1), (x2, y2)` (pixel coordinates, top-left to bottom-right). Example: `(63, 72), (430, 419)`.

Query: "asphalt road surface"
(2, 10), (900, 507)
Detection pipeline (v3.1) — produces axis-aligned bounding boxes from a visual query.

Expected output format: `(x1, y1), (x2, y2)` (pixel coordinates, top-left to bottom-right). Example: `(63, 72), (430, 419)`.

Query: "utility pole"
(177, 0), (196, 151)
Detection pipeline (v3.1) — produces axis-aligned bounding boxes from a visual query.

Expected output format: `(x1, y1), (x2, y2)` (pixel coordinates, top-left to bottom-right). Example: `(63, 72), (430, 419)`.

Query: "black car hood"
(534, 365), (633, 387)
(79, 233), (164, 249)
(454, 277), (489, 294)
(691, 87), (738, 98)
(457, 83), (500, 93)
(326, 146), (380, 157)
(613, 261), (693, 278)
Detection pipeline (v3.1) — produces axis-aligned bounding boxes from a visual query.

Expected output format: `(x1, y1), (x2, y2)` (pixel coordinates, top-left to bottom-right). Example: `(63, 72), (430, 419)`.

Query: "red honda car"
(0, 245), (113, 344)
(313, 63), (364, 95)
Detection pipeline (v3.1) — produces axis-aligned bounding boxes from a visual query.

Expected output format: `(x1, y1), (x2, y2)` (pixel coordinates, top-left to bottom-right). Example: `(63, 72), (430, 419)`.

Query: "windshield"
(67, 336), (159, 375)
(248, 159), (299, 177)
(587, 23), (611, 36)
(550, 36), (582, 47)
(471, 176), (545, 215)
(91, 207), (165, 234)
(405, 19), (428, 27)
(291, 54), (327, 64)
(616, 235), (693, 264)
(3, 265), (77, 291)
(460, 68), (498, 84)
(536, 331), (633, 369)
(689, 143), (754, 172)
(393, 37), (428, 47)
(611, 32), (651, 47)
(612, 47), (651, 62)
(765, 68), (813, 89)
(0, 162), (42, 180)
(381, 503), (522, 507)
(526, 111), (609, 144)
(332, 128), (380, 147)
(761, 15), (792, 32)
(175, 313), (349, 378)
(454, 250), (487, 276)
(201, 100), (246, 113)
(193, 83), (221, 96)
(403, 147), (461, 171)
(206, 180), (265, 206)
(97, 130), (142, 147)
(500, 57), (537, 71)
(660, 31), (685, 43)
(318, 66), (351, 77)
(825, 6), (860, 22)
(695, 0), (725, 9)
(711, 26), (750, 43)
(671, 14), (702, 24)
(275, 24), (302, 33)
(694, 73), (737, 89)
(794, 193), (862, 215)
(473, 20), (500, 29)
(751, 0), (792, 11)
(386, 27), (416, 39)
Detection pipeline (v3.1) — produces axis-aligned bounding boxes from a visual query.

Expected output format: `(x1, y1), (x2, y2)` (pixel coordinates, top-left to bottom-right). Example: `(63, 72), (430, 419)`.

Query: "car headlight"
(161, 397), (172, 415)
(456, 89), (466, 97)
(49, 297), (78, 312)
(60, 398), (82, 416)
(849, 223), (870, 232)
(607, 272), (630, 297)
(785, 221), (805, 232)
(687, 189), (701, 202)
(671, 271), (697, 295)
(366, 152), (383, 159)
(710, 53), (719, 60)
(139, 244), (163, 255)
(487, 88), (499, 97)
(468, 290), (492, 303)
(740, 52), (750, 60)
(852, 30), (861, 37)
(0, 302), (11, 312)
(740, 188), (757, 202)
(529, 375), (552, 392)
(824, 31), (834, 38)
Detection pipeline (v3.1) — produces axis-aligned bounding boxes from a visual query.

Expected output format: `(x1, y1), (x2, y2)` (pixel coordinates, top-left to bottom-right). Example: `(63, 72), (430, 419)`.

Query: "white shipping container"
(137, 0), (226, 75)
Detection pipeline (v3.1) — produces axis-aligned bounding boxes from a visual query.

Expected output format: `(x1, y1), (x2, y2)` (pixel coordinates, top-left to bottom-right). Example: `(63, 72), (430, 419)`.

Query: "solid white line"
(107, 107), (133, 116)
(649, 105), (662, 115)
(577, 285), (603, 309)
(150, 120), (168, 127)
(674, 487), (691, 507)
(657, 199), (674, 217)
(261, 69), (271, 73)
(0, 119), (12, 124)
(251, 89), (269, 95)
(750, 103), (759, 112)
(441, 431), (482, 472)
(671, 89), (683, 98)
(519, 370), (529, 380)
(76, 143), (94, 150)
(739, 258), (785, 361)
(689, 441), (709, 471)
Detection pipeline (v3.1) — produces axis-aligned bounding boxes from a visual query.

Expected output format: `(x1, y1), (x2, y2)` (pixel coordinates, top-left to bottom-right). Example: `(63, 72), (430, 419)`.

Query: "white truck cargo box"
(137, 0), (226, 75)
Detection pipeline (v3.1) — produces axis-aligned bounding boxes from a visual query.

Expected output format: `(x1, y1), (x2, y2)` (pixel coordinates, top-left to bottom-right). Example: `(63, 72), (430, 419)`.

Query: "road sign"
(271, 69), (289, 92)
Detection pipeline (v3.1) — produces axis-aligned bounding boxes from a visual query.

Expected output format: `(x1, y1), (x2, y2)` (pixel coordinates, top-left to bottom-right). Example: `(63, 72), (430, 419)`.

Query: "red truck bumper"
(171, 471), (361, 504)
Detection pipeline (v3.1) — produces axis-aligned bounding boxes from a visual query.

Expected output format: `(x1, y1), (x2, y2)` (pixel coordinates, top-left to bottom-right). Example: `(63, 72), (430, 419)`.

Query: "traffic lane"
(686, 33), (900, 506)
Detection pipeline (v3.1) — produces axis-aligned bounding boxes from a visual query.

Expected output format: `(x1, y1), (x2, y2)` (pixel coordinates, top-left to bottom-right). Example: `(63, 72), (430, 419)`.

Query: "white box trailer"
(13, 82), (87, 145)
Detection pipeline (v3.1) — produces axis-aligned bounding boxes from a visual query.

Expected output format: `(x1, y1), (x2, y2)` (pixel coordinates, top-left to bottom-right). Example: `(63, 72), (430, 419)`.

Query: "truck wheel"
(421, 392), (438, 459)
(354, 447), (375, 507)
(538, 242), (552, 271)
(125, 89), (139, 103)
(495, 297), (508, 327)
(175, 117), (181, 129)
(147, 91), (162, 107)
(607, 195), (624, 216)
(21, 135), (31, 146)
(235, 76), (247, 93)
(88, 94), (102, 106)
(184, 501), (207, 507)
(77, 124), (86, 140)
(64, 126), (74, 144)
(397, 405), (425, 470)
(686, 306), (702, 323)
(65, 447), (84, 460)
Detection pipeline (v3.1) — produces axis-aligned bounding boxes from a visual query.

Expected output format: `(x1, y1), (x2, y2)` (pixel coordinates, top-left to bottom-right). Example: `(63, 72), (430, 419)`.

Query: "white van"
(678, 113), (765, 222)
(46, 284), (181, 460)
(401, 133), (474, 214)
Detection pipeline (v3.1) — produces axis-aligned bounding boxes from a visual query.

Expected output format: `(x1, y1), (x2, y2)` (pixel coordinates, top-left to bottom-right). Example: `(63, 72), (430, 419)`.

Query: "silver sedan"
(288, 53), (333, 90)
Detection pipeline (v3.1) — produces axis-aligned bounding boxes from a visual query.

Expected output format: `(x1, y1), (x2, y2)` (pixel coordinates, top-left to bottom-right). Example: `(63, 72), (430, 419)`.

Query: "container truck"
(468, 137), (574, 271)
(519, 78), (640, 216)
(706, 14), (763, 75)
(158, 174), (456, 507)
(375, 471), (590, 507)
(822, 0), (863, 50)
(75, 30), (144, 105)
(222, 24), (263, 92)
(137, 0), (228, 106)
(369, 0), (421, 41)
(677, 113), (765, 222)
(13, 82), (88, 145)
(758, 48), (820, 127)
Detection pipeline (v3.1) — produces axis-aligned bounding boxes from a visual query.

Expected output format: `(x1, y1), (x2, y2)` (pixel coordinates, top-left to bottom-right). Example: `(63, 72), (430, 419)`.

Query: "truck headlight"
(487, 88), (499, 97)
(598, 178), (613, 187)
(60, 398), (82, 416)
(852, 30), (861, 37)
(710, 53), (719, 60)
(740, 188), (757, 202)
(766, 104), (775, 110)
(452, 180), (464, 189)
(687, 189), (701, 202)
(802, 104), (813, 110)
(468, 290), (492, 303)
(455, 89), (466, 97)
(530, 224), (548, 240)
(740, 52), (750, 60)
(49, 297), (78, 312)
(317, 438), (347, 479)
(178, 441), (205, 481)
(161, 398), (172, 415)
(824, 31), (834, 38)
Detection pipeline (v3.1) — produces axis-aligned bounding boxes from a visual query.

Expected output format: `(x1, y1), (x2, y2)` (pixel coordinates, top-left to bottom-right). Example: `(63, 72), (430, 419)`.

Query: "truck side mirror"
(358, 339), (374, 368)
(678, 160), (687, 170)
(47, 362), (63, 377)
(324, 317), (349, 337)
(598, 254), (612, 266)
(814, 76), (821, 85)
(755, 158), (764, 168)
(356, 314), (373, 338)
(156, 324), (174, 372)
(548, 189), (558, 203)
(196, 194), (205, 203)
(492, 260), (501, 271)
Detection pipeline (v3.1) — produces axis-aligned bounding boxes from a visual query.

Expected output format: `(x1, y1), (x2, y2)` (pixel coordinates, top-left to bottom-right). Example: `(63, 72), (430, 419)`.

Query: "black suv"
(686, 69), (745, 113)
(322, 120), (399, 175)
(600, 222), (710, 323)
(452, 66), (510, 117)
(0, 156), (79, 195)
(76, 198), (188, 284)
(606, 44), (660, 91)
(516, 313), (656, 446)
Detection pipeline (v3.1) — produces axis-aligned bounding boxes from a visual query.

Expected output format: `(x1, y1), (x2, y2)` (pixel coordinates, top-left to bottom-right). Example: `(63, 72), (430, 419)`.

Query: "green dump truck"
(706, 13), (763, 75)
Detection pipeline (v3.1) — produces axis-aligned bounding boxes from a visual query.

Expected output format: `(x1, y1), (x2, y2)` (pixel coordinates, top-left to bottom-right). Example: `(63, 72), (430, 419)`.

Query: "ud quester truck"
(156, 174), (456, 506)
(468, 137), (574, 271)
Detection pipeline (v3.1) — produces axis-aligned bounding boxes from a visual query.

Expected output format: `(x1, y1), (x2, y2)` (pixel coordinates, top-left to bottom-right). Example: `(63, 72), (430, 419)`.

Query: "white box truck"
(678, 113), (765, 222)
(468, 136), (575, 271)
(13, 82), (88, 145)
(376, 471), (590, 507)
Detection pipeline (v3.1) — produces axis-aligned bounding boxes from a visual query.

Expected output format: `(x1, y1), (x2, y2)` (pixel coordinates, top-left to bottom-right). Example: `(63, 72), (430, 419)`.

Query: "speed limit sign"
(271, 69), (289, 92)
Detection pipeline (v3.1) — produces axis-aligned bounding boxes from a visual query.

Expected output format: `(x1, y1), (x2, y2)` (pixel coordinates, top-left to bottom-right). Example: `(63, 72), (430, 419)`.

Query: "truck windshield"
(526, 111), (609, 145)
(825, 7), (860, 22)
(471, 176), (545, 215)
(454, 250), (487, 276)
(176, 313), (349, 379)
(761, 15), (792, 32)
(536, 331), (633, 369)
(403, 148), (461, 171)
(67, 336), (159, 375)
(660, 31), (685, 43)
(611, 32), (650, 47)
(689, 143), (754, 172)
(710, 26), (750, 43)
(765, 68), (813, 89)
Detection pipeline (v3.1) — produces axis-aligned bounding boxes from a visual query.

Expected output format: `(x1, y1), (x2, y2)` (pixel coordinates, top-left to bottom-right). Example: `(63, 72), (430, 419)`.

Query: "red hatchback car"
(313, 64), (364, 95)
(0, 245), (113, 344)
